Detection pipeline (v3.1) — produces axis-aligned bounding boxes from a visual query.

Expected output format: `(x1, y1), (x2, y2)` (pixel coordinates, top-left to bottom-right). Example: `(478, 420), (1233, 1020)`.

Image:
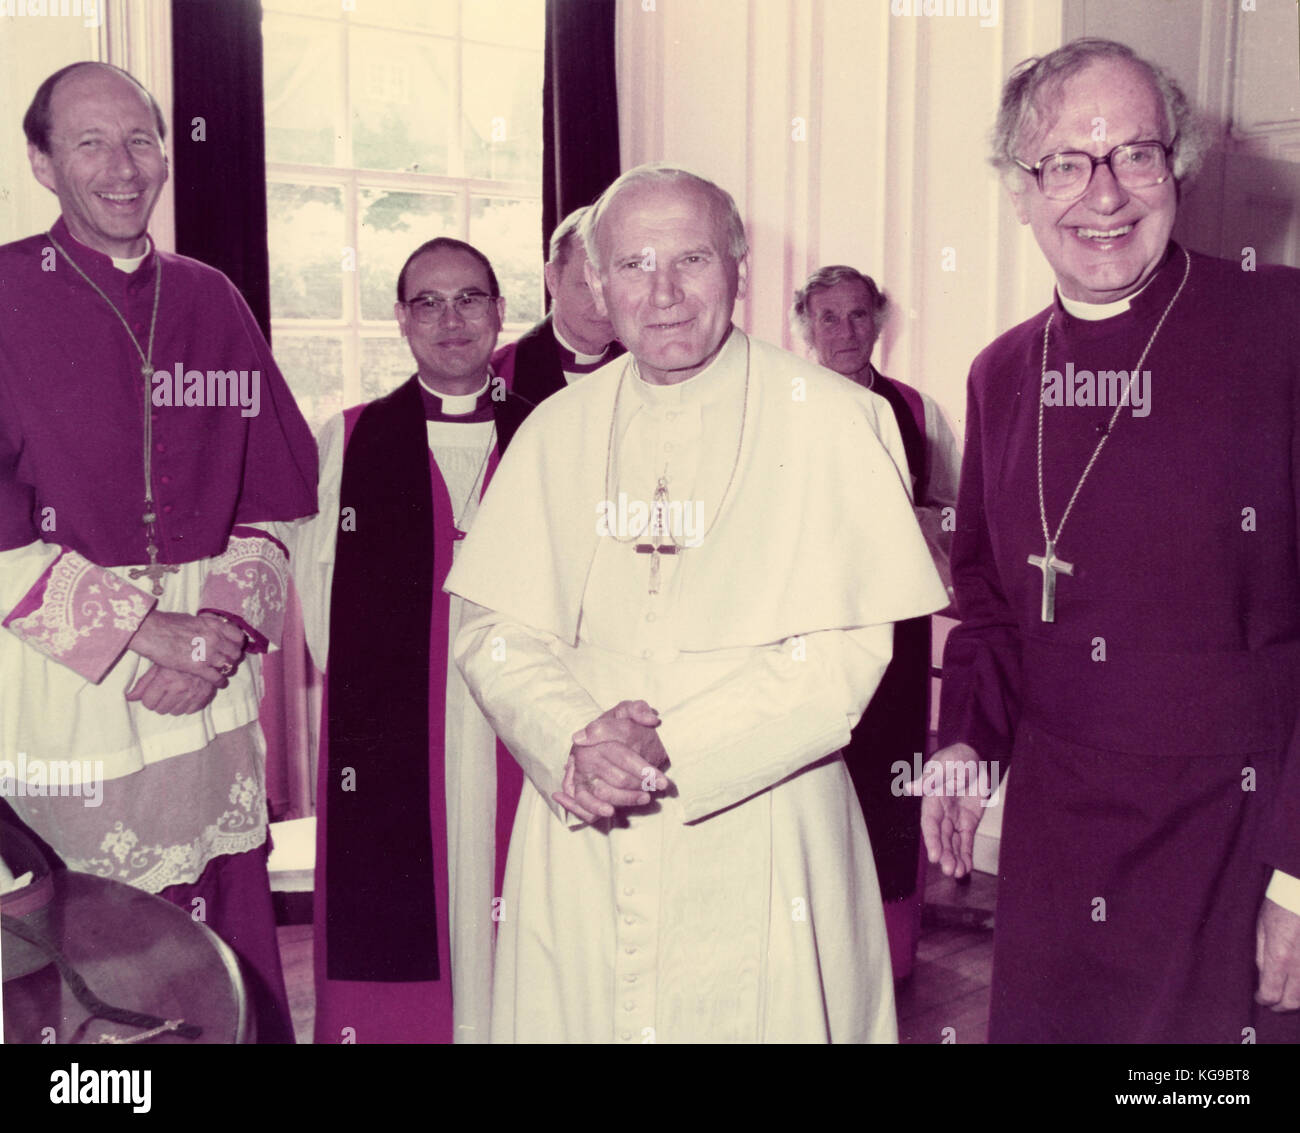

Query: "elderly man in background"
(490, 205), (623, 404)
(288, 237), (534, 1043)
(448, 164), (946, 1043)
(926, 37), (1300, 1042)
(0, 63), (317, 1042)
(792, 266), (960, 978)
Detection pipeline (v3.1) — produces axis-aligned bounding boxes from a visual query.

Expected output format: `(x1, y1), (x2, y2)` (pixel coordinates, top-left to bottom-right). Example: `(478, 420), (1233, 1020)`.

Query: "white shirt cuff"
(1264, 869), (1300, 915)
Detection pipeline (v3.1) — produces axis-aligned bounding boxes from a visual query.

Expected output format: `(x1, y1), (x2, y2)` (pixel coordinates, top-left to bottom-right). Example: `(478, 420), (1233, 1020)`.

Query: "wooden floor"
(897, 863), (996, 1044)
(276, 861), (997, 1045)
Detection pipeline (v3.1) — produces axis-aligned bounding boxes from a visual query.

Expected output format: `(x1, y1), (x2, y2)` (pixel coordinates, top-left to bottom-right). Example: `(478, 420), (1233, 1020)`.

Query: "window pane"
(263, 0), (338, 16)
(350, 27), (455, 174)
(275, 335), (344, 434)
(471, 196), (542, 325)
(361, 337), (416, 402)
(463, 43), (543, 181)
(461, 0), (543, 50)
(359, 189), (458, 319)
(264, 14), (341, 165)
(268, 183), (345, 320)
(359, 0), (458, 32)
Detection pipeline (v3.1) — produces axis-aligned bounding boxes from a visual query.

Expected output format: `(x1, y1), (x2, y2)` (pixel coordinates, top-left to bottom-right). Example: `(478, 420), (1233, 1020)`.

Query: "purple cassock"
(940, 243), (1300, 1044)
(0, 217), (317, 562)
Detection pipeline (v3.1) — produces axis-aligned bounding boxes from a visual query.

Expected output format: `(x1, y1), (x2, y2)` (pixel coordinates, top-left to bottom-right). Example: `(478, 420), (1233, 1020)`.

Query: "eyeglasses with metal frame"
(1013, 139), (1176, 201)
(400, 290), (497, 323)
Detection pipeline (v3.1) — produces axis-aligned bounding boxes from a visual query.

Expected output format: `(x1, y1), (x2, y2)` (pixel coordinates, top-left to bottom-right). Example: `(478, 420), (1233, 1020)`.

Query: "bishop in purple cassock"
(929, 40), (1300, 1043)
(1, 64), (317, 1042)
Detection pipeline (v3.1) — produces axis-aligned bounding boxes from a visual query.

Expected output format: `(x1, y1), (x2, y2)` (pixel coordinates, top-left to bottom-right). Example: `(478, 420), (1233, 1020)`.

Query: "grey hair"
(990, 37), (1210, 185)
(579, 163), (749, 273)
(790, 265), (888, 346)
(547, 206), (590, 269)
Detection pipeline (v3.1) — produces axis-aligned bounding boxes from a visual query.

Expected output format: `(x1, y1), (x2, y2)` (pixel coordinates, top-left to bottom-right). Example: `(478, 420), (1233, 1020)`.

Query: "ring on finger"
(217, 661), (235, 676)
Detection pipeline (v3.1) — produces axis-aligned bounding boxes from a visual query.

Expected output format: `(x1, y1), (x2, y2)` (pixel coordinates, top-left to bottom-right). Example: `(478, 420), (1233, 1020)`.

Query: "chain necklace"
(602, 335), (751, 593)
(450, 424), (496, 538)
(1029, 247), (1191, 622)
(48, 232), (175, 596)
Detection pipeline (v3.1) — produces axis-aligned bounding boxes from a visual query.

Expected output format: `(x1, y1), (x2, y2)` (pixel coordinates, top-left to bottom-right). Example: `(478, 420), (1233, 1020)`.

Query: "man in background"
(792, 265), (961, 978)
(491, 205), (622, 403)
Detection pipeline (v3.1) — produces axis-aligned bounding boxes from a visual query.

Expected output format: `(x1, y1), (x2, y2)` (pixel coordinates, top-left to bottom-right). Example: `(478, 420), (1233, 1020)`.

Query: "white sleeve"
(654, 623), (893, 822)
(454, 602), (603, 828)
(267, 413), (344, 672)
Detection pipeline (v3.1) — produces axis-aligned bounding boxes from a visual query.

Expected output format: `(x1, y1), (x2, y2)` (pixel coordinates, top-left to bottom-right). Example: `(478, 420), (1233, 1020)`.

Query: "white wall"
(0, 0), (174, 251)
(615, 0), (1300, 439)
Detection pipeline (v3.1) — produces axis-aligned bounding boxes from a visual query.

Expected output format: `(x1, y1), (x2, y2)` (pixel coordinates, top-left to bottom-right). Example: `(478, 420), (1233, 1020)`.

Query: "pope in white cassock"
(447, 165), (947, 1043)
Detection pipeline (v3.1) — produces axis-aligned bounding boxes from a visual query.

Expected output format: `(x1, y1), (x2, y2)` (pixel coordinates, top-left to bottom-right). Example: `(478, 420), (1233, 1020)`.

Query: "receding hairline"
(1021, 57), (1169, 153)
(52, 62), (158, 118)
(582, 166), (748, 272)
(29, 62), (167, 152)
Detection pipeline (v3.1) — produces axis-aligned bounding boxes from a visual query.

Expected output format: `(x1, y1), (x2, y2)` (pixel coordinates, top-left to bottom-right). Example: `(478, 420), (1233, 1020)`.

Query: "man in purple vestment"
(491, 206), (623, 405)
(924, 37), (1300, 1043)
(0, 63), (317, 1042)
(287, 237), (531, 1043)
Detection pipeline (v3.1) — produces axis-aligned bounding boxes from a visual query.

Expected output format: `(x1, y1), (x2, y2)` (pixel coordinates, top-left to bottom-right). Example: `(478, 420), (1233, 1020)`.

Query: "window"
(262, 0), (544, 431)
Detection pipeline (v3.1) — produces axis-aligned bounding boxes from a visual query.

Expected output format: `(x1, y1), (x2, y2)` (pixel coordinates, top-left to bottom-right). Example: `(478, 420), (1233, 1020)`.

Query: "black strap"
(326, 377), (439, 981)
(870, 370), (929, 502)
(512, 317), (568, 405)
(2, 913), (203, 1040)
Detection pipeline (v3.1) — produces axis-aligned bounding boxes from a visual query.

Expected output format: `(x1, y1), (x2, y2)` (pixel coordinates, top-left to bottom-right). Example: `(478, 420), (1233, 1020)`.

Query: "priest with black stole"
(925, 37), (1300, 1041)
(491, 205), (623, 404)
(285, 237), (533, 1043)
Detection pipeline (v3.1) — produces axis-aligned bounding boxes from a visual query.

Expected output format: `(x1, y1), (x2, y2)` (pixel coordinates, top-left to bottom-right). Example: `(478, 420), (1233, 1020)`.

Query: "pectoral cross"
(128, 540), (180, 597)
(1027, 539), (1074, 623)
(635, 542), (678, 595)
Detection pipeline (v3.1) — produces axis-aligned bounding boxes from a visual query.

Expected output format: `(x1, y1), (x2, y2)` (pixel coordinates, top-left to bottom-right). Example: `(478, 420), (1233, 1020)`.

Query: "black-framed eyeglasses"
(1013, 139), (1175, 201)
(400, 290), (497, 324)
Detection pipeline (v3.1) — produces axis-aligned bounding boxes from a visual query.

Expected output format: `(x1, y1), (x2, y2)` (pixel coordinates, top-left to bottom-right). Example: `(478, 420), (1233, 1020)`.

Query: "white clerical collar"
(630, 325), (744, 409)
(419, 373), (491, 415)
(1057, 272), (1157, 321)
(553, 320), (608, 365)
(111, 237), (152, 274)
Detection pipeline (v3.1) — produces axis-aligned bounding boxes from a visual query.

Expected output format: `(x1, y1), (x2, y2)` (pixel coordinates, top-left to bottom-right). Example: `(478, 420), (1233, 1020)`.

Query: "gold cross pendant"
(129, 542), (180, 597)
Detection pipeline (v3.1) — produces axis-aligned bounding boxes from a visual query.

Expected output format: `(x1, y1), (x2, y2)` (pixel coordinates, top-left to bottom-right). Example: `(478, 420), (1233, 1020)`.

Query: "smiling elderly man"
(447, 164), (946, 1043)
(926, 38), (1300, 1042)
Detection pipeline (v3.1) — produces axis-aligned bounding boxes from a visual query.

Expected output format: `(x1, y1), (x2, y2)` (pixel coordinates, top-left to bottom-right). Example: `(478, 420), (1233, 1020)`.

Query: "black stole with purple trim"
(326, 377), (438, 980)
(324, 376), (534, 981)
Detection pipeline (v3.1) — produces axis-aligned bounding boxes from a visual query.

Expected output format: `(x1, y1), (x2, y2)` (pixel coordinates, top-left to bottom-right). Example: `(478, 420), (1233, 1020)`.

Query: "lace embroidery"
(8, 552), (151, 660)
(201, 535), (288, 640)
(69, 769), (268, 892)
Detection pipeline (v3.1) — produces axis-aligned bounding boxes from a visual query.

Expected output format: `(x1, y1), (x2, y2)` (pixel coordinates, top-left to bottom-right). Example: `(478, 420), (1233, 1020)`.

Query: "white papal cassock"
(448, 328), (947, 1043)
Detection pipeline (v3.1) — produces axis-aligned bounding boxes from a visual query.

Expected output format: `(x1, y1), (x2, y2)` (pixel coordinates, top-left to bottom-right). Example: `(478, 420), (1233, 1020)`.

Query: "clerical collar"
(1057, 268), (1158, 321)
(418, 374), (496, 422)
(553, 320), (609, 366)
(112, 237), (152, 274)
(630, 325), (743, 409)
